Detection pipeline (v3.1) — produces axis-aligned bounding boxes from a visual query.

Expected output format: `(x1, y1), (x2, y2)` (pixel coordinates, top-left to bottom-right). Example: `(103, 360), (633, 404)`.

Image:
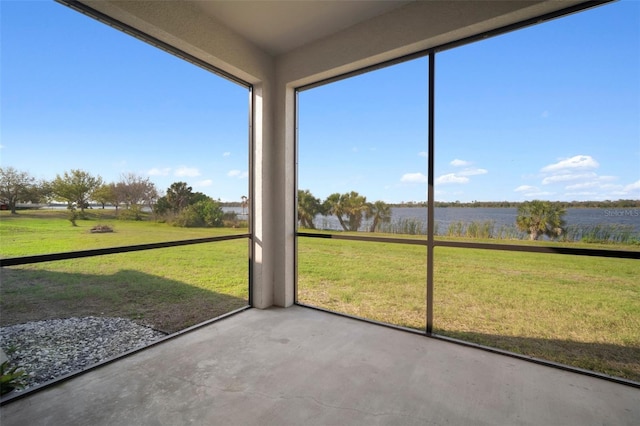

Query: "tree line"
(298, 189), (392, 232)
(1, 166), (624, 238)
(0, 166), (244, 228)
(393, 199), (640, 208)
(299, 189), (571, 241)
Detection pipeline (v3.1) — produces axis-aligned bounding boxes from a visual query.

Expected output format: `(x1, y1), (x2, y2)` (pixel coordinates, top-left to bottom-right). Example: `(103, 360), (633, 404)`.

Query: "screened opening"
(296, 0), (639, 383)
(296, 56), (429, 331)
(434, 1), (640, 245)
(0, 1), (251, 393)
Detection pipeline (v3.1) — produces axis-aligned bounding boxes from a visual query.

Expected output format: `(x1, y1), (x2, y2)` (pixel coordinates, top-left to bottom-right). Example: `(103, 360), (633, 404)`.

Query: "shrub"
(117, 206), (145, 221)
(173, 199), (224, 228)
(1, 361), (26, 395)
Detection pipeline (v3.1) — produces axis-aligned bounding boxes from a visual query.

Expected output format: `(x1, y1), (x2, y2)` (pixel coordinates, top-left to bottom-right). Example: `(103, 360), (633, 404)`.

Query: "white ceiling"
(191, 1), (414, 56)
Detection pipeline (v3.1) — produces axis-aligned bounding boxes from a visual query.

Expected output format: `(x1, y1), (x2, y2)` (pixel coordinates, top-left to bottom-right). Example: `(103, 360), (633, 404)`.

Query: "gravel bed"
(0, 317), (166, 391)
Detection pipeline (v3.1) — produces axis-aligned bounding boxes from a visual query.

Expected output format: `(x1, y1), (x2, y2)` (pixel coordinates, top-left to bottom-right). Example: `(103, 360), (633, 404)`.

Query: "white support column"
(269, 81), (296, 308)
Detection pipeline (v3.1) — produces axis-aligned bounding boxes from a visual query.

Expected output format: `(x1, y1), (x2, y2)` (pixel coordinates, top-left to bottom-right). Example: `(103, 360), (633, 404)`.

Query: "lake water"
(311, 207), (640, 236)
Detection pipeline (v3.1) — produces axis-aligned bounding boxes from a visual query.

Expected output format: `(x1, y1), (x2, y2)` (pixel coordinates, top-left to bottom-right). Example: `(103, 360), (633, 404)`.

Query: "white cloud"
(528, 191), (553, 197)
(418, 152), (428, 158)
(565, 181), (619, 191)
(223, 152), (231, 157)
(148, 167), (171, 176)
(429, 165), (486, 185)
(514, 185), (538, 192)
(541, 155), (599, 172)
(450, 159), (471, 167)
(174, 166), (201, 177)
(514, 185), (553, 197)
(401, 172), (428, 183)
(227, 170), (248, 179)
(565, 190), (599, 197)
(436, 173), (469, 184)
(458, 168), (488, 177)
(195, 179), (213, 187)
(542, 172), (597, 185)
(624, 180), (640, 192)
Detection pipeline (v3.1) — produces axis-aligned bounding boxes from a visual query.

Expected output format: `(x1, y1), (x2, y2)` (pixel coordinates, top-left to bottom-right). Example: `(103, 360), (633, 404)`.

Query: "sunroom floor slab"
(1, 305), (638, 425)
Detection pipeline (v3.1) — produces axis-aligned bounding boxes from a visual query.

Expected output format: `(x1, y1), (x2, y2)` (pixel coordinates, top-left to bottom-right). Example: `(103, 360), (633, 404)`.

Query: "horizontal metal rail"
(0, 234), (251, 267)
(297, 231), (428, 246)
(296, 232), (640, 259)
(434, 240), (640, 259)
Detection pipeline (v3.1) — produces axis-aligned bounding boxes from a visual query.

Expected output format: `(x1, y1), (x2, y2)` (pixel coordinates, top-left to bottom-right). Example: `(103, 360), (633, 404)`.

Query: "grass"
(1, 210), (639, 382)
(0, 210), (249, 334)
(0, 210), (247, 258)
(297, 237), (640, 382)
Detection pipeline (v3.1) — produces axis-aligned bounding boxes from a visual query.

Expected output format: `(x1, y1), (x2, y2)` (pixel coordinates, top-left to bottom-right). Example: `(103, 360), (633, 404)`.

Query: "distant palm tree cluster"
(297, 189), (391, 232)
(515, 200), (566, 240)
(299, 190), (570, 241)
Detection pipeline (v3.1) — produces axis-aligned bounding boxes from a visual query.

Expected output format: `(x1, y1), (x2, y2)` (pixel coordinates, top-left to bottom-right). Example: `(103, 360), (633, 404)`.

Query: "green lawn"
(2, 210), (639, 382)
(297, 237), (640, 382)
(0, 210), (247, 258)
(0, 210), (249, 333)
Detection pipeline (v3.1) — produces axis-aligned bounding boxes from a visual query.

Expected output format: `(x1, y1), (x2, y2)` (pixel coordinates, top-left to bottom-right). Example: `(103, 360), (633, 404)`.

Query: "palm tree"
(241, 195), (248, 215)
(165, 181), (193, 212)
(324, 191), (368, 231)
(324, 192), (348, 231)
(516, 200), (566, 240)
(344, 192), (368, 231)
(297, 189), (321, 229)
(366, 200), (392, 232)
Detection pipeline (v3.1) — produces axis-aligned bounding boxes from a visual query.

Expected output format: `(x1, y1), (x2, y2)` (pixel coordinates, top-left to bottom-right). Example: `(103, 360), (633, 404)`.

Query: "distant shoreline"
(386, 200), (640, 209)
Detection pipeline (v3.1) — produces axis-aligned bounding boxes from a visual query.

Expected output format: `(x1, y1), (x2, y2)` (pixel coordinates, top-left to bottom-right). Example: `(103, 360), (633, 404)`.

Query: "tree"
(117, 173), (158, 210)
(190, 191), (210, 205)
(241, 196), (248, 215)
(0, 167), (36, 214)
(92, 183), (117, 209)
(51, 169), (103, 216)
(153, 196), (171, 216)
(297, 189), (322, 229)
(516, 200), (566, 240)
(165, 181), (193, 213)
(324, 191), (368, 231)
(324, 193), (348, 231)
(366, 200), (392, 232)
(24, 179), (52, 205)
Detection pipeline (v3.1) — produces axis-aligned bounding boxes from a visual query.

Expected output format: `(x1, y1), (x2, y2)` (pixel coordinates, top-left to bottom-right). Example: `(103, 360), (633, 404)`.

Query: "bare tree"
(117, 173), (158, 210)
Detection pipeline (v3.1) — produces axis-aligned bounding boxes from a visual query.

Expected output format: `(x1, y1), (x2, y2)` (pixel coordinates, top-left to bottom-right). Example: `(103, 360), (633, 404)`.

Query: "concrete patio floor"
(1, 305), (638, 425)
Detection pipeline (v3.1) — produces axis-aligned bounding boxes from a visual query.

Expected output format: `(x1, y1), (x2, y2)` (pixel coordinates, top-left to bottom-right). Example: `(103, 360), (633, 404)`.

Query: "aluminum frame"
(1, 0), (256, 402)
(293, 0), (638, 388)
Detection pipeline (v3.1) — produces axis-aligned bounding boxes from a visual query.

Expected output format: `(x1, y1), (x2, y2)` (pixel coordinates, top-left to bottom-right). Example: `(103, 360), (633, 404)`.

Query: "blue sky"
(2, 1), (639, 204)
(2, 0), (248, 202)
(299, 0), (640, 203)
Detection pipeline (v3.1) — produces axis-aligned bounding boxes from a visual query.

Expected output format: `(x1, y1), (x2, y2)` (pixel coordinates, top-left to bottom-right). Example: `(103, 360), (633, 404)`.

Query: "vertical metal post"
(248, 86), (254, 308)
(294, 90), (299, 303)
(426, 52), (435, 335)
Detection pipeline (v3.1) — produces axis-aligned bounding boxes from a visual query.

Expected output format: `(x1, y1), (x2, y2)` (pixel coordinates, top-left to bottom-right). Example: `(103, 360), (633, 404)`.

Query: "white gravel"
(0, 317), (166, 391)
